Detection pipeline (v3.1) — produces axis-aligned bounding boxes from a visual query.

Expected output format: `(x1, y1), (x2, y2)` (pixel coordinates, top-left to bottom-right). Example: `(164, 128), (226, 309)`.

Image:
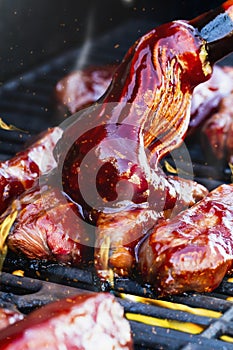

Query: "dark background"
(0, 0), (224, 83)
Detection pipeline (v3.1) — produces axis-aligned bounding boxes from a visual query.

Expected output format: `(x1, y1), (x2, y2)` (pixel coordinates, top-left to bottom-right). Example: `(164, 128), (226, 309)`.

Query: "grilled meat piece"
(0, 127), (62, 215)
(7, 185), (94, 264)
(5, 175), (207, 272)
(0, 293), (133, 350)
(0, 308), (23, 331)
(189, 65), (233, 134)
(138, 184), (233, 297)
(55, 65), (116, 115)
(201, 90), (233, 164)
(95, 208), (161, 279)
(95, 177), (208, 279)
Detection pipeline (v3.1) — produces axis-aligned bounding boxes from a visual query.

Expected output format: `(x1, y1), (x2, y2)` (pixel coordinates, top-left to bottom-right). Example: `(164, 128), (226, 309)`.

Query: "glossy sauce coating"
(139, 184), (233, 296)
(59, 20), (210, 278)
(61, 21), (210, 221)
(7, 185), (94, 265)
(0, 127), (62, 215)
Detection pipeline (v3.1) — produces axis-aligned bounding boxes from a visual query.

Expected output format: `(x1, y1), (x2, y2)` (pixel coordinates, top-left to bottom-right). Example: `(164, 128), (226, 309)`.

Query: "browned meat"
(95, 208), (161, 280)
(0, 308), (23, 331)
(0, 293), (133, 350)
(95, 177), (208, 279)
(0, 127), (62, 215)
(138, 184), (233, 297)
(5, 173), (207, 272)
(55, 65), (116, 115)
(7, 185), (94, 265)
(201, 91), (233, 163)
(189, 65), (233, 133)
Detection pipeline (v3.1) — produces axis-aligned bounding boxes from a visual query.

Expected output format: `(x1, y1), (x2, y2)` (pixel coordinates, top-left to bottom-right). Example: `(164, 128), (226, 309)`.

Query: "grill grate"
(1, 19), (233, 349)
(2, 271), (233, 349)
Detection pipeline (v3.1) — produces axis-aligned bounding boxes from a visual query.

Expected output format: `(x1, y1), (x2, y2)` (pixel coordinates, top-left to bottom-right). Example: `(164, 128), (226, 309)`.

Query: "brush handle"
(190, 0), (233, 63)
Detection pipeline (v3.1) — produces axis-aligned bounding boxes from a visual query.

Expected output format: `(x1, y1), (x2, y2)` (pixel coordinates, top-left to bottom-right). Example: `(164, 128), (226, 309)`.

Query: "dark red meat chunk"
(139, 184), (233, 296)
(7, 185), (94, 265)
(0, 293), (133, 350)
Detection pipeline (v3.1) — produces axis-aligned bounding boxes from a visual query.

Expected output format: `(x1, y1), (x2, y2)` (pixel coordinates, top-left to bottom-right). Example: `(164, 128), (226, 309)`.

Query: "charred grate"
(0, 19), (233, 350)
(2, 272), (233, 349)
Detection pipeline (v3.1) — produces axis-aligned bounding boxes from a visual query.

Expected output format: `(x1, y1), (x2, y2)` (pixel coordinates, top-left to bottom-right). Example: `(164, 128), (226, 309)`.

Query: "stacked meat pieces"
(0, 17), (233, 299)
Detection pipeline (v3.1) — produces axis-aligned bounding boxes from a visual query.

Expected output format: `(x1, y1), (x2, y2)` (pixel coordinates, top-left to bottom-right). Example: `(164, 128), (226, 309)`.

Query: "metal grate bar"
(2, 272), (233, 349)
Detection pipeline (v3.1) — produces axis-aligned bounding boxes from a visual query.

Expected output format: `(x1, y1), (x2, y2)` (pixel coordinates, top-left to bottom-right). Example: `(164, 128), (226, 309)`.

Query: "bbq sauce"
(0, 127), (62, 215)
(54, 1), (233, 281)
(61, 20), (211, 222)
(61, 1), (233, 221)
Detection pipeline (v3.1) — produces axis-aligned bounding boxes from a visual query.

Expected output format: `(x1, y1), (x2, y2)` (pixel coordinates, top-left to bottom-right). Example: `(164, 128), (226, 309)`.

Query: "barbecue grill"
(1, 1), (233, 349)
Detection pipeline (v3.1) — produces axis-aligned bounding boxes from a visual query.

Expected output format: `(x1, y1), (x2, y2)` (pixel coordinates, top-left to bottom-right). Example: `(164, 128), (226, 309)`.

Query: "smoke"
(75, 6), (95, 70)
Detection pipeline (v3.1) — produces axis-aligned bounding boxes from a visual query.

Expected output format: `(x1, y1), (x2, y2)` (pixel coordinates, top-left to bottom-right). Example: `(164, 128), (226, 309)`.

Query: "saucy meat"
(0, 127), (62, 215)
(56, 63), (233, 133)
(189, 65), (233, 133)
(95, 177), (208, 279)
(201, 87), (233, 164)
(61, 20), (211, 218)
(7, 185), (93, 264)
(138, 184), (233, 296)
(0, 293), (133, 350)
(55, 65), (116, 115)
(5, 175), (207, 269)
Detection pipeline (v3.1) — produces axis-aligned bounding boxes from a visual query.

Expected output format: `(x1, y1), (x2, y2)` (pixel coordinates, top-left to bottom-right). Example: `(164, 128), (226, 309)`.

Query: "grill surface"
(2, 269), (233, 350)
(1, 19), (233, 350)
